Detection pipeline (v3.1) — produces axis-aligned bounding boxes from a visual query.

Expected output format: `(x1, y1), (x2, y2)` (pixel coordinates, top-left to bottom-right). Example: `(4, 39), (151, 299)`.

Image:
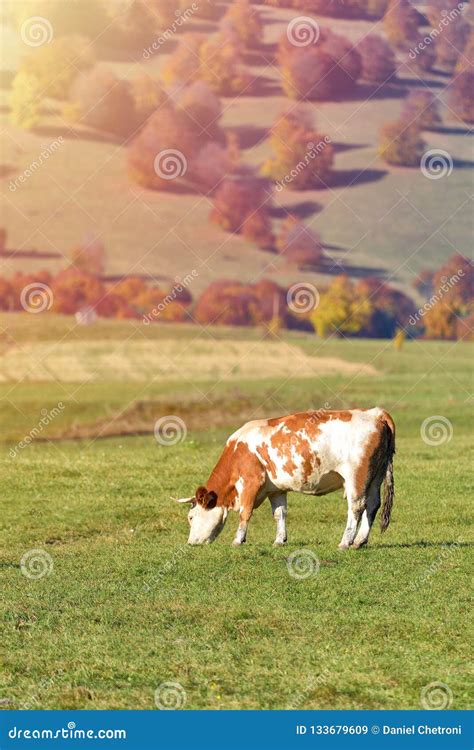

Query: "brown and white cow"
(176, 408), (395, 549)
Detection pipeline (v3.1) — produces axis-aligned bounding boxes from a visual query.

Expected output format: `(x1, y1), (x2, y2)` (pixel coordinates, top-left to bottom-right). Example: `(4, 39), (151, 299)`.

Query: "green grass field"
(0, 315), (472, 710)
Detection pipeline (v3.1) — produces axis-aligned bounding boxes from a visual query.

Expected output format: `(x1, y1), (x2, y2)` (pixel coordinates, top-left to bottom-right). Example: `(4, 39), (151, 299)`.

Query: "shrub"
(241, 210), (275, 250)
(131, 74), (168, 127)
(279, 28), (361, 100)
(67, 66), (136, 139)
(199, 33), (250, 95)
(262, 107), (334, 189)
(221, 0), (263, 48)
(176, 81), (222, 136)
(357, 34), (396, 82)
(51, 269), (105, 314)
(276, 216), (324, 268)
(9, 72), (42, 130)
(384, 0), (419, 48)
(379, 120), (425, 166)
(161, 33), (249, 95)
(190, 141), (237, 192)
(106, 0), (160, 51)
(408, 37), (437, 72)
(400, 90), (442, 129)
(447, 72), (474, 123)
(194, 279), (287, 326)
(20, 35), (95, 100)
(210, 177), (272, 234)
(128, 106), (198, 189)
(427, 5), (470, 69)
(311, 276), (373, 337)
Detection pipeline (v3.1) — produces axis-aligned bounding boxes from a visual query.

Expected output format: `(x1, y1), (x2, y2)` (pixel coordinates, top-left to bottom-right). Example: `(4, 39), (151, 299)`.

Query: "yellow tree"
(310, 276), (373, 337)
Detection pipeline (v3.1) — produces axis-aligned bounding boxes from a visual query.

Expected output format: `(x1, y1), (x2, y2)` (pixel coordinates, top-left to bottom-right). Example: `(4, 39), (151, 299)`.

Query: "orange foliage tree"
(276, 216), (324, 268)
(210, 177), (273, 247)
(221, 0), (263, 48)
(378, 120), (424, 166)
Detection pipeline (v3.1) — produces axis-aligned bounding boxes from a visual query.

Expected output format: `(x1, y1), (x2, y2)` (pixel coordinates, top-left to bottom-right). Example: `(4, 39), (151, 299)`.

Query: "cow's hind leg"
(352, 485), (381, 549)
(270, 492), (288, 545)
(338, 486), (365, 550)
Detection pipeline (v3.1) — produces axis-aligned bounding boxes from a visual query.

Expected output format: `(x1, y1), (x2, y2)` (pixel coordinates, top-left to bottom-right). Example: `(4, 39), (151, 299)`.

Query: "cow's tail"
(380, 413), (395, 533)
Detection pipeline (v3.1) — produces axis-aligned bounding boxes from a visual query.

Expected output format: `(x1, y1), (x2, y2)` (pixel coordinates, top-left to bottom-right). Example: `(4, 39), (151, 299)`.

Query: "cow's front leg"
(270, 492), (288, 545)
(232, 509), (251, 546)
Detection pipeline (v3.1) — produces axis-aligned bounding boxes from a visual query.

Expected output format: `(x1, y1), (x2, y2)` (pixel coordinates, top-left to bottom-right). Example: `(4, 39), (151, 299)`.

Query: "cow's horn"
(173, 496), (194, 504)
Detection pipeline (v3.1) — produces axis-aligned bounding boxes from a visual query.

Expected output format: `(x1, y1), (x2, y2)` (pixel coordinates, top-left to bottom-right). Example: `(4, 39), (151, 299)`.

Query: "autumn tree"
(210, 177), (272, 236)
(355, 277), (416, 337)
(176, 81), (222, 136)
(261, 107), (334, 188)
(379, 120), (425, 166)
(221, 0), (263, 48)
(447, 72), (474, 124)
(9, 72), (42, 130)
(383, 0), (419, 48)
(400, 90), (442, 129)
(310, 276), (373, 337)
(279, 28), (361, 100)
(21, 35), (94, 100)
(128, 105), (198, 189)
(51, 269), (105, 314)
(276, 216), (324, 268)
(131, 74), (168, 127)
(67, 66), (136, 139)
(357, 35), (396, 83)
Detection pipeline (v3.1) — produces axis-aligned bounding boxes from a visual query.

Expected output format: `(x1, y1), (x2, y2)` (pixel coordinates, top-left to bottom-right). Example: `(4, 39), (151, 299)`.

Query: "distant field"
(1, 3), (472, 298)
(0, 315), (472, 709)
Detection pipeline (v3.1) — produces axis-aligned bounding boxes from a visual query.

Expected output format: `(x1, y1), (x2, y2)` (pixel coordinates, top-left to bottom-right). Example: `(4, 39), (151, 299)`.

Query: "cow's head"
(175, 486), (228, 544)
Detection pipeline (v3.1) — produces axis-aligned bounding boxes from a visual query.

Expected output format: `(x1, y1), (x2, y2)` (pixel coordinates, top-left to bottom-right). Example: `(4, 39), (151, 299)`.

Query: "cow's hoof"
(338, 542), (350, 550)
(232, 539), (245, 547)
(273, 539), (287, 546)
(352, 540), (368, 550)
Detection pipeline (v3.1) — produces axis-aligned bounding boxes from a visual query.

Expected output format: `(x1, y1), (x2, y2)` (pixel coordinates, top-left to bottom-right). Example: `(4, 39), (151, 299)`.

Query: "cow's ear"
(195, 486), (218, 509)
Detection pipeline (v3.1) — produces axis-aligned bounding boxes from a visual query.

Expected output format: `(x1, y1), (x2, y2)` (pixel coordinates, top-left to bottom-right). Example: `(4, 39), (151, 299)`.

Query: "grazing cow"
(176, 408), (395, 549)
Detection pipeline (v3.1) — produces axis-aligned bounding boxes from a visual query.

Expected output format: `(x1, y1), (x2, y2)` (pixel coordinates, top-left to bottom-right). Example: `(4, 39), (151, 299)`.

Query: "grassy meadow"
(0, 315), (472, 710)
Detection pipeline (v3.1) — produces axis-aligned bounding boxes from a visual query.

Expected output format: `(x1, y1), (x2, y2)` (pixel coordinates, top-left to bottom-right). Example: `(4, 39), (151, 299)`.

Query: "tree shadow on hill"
(243, 43), (277, 67)
(231, 125), (268, 149)
(332, 142), (369, 154)
(32, 124), (123, 145)
(452, 158), (474, 169)
(270, 200), (323, 220)
(247, 75), (282, 97)
(317, 256), (388, 278)
(344, 80), (407, 102)
(396, 75), (445, 90)
(330, 167), (388, 189)
(429, 124), (474, 136)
